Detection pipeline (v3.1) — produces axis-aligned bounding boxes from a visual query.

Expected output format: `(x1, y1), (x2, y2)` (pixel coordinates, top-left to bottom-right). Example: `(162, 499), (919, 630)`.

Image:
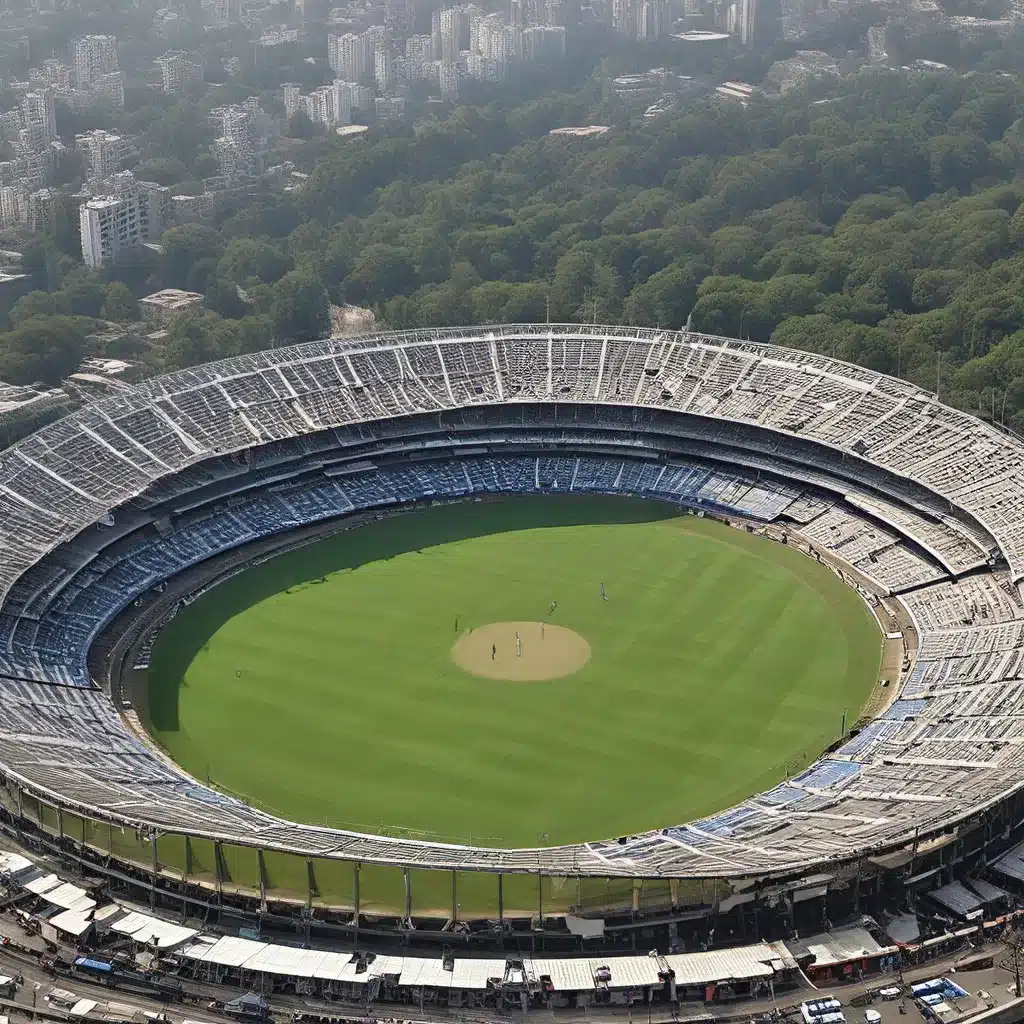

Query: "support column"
(56, 807), (64, 840)
(404, 868), (411, 921)
(107, 822), (113, 855)
(306, 858), (316, 910)
(257, 849), (268, 904)
(184, 836), (193, 878)
(353, 862), (360, 920)
(78, 816), (88, 877)
(214, 841), (226, 897)
(452, 871), (458, 922)
(537, 876), (543, 926)
(498, 874), (504, 923)
(150, 834), (159, 909)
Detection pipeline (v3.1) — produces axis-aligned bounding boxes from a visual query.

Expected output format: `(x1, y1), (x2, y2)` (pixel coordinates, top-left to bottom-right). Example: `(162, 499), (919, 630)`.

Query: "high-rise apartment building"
(32, 58), (72, 91)
(474, 13), (518, 62)
(405, 33), (433, 61)
(155, 51), (203, 92)
(737, 0), (756, 44)
(436, 59), (459, 98)
(0, 187), (25, 229)
(27, 187), (60, 234)
(637, 0), (661, 37)
(466, 54), (503, 80)
(76, 129), (126, 181)
(80, 194), (139, 268)
(0, 148), (53, 190)
(522, 24), (566, 57)
(0, 112), (21, 142)
(375, 96), (405, 120)
(384, 0), (414, 36)
(288, 80), (372, 129)
(332, 80), (373, 123)
(610, 0), (669, 37)
(282, 84), (303, 118)
(433, 7), (471, 61)
(329, 31), (375, 81)
(21, 88), (56, 147)
(375, 48), (395, 92)
(209, 98), (272, 178)
(79, 174), (169, 268)
(302, 87), (333, 127)
(73, 35), (118, 88)
(93, 71), (125, 107)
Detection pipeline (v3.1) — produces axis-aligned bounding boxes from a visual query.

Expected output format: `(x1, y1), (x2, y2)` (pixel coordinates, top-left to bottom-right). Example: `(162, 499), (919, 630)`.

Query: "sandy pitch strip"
(451, 621), (591, 682)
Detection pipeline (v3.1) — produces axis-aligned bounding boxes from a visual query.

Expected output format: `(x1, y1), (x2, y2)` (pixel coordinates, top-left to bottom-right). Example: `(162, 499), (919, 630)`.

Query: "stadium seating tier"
(0, 324), (1020, 883)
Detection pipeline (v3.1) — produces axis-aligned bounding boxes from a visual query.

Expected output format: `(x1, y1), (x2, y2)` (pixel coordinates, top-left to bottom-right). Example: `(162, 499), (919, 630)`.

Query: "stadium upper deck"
(0, 324), (1022, 884)
(0, 323), (1015, 601)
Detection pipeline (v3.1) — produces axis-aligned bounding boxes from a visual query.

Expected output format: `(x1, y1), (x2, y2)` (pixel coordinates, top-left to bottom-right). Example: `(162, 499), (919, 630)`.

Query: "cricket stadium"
(1, 324), (1024, 958)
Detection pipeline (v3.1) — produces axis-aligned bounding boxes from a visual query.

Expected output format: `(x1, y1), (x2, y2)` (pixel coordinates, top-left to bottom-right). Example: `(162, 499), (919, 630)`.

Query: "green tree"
(344, 245), (417, 305)
(271, 271), (330, 343)
(101, 283), (140, 322)
(216, 238), (292, 285)
(929, 133), (990, 192)
(163, 310), (223, 369)
(623, 262), (705, 329)
(205, 275), (250, 319)
(57, 269), (108, 317)
(162, 225), (224, 290)
(0, 316), (88, 386)
(10, 291), (58, 324)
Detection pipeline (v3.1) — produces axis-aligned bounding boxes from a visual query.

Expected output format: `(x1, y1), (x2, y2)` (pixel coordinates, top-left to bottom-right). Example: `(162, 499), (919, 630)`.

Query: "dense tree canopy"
(16, 63), (1024, 434)
(0, 317), (89, 388)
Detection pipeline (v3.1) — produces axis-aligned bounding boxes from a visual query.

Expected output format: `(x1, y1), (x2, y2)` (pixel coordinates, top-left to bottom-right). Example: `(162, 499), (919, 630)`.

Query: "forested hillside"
(8, 67), (1024, 432)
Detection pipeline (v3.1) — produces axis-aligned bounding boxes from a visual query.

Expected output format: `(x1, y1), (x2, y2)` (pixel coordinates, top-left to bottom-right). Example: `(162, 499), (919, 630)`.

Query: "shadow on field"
(147, 494), (682, 734)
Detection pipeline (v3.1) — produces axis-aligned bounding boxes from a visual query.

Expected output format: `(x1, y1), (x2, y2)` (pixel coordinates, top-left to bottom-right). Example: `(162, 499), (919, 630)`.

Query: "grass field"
(148, 495), (881, 850)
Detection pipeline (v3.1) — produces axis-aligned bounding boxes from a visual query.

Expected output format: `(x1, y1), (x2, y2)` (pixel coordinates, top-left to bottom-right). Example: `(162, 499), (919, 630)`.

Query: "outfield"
(148, 495), (881, 852)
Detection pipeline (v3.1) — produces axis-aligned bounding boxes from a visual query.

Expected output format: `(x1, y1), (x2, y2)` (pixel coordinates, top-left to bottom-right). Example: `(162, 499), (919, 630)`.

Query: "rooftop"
(0, 381), (62, 415)
(673, 29), (730, 39)
(548, 125), (611, 137)
(138, 288), (203, 312)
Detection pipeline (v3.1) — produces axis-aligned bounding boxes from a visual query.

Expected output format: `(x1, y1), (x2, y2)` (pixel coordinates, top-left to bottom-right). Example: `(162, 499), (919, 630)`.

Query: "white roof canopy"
(111, 911), (197, 950)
